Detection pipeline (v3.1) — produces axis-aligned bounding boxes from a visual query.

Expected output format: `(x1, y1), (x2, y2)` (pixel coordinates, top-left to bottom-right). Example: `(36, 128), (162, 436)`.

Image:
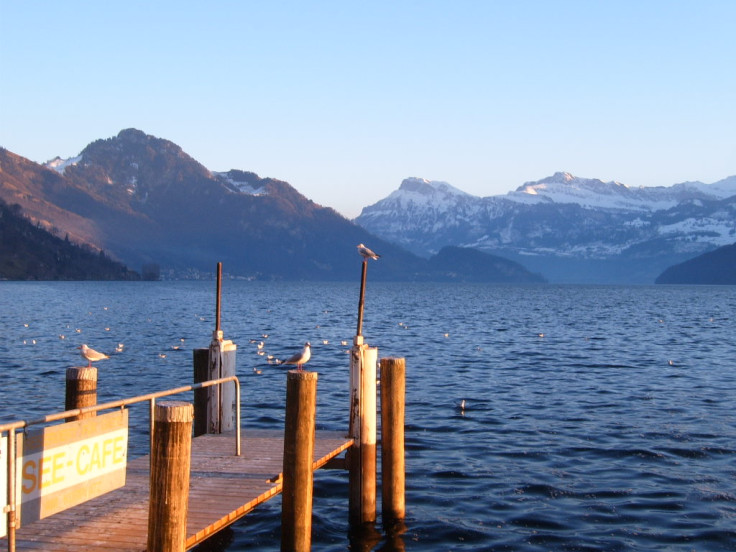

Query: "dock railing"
(0, 375), (241, 552)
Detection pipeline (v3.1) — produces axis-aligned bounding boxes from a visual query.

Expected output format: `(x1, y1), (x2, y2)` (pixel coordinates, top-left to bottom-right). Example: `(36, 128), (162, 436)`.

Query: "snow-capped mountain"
(509, 172), (736, 211)
(355, 173), (736, 283)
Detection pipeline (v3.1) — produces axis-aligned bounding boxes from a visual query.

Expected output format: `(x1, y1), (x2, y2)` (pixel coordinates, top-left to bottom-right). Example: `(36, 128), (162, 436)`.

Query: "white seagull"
(280, 342), (311, 371)
(77, 344), (109, 367)
(357, 243), (380, 260)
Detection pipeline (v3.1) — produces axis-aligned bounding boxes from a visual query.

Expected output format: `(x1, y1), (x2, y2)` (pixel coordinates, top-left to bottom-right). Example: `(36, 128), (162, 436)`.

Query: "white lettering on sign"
(18, 428), (127, 501)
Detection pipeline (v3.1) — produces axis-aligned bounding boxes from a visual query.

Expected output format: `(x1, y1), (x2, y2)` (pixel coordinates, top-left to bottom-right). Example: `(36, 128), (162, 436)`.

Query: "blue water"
(2, 281), (735, 550)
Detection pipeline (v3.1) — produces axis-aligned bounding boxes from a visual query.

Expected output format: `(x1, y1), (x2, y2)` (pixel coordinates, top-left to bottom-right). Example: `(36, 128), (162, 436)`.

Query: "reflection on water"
(2, 281), (736, 551)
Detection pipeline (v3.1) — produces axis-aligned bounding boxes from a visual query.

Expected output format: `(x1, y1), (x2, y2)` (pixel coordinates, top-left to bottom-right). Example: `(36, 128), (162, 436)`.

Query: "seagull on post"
(357, 243), (380, 260)
(77, 344), (109, 367)
(280, 342), (311, 371)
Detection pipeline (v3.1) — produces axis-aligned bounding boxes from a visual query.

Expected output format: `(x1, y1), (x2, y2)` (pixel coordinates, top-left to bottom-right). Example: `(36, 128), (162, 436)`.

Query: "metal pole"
(150, 397), (156, 472)
(0, 376), (239, 433)
(215, 262), (222, 334)
(356, 260), (367, 337)
(235, 378), (241, 456)
(7, 428), (16, 552)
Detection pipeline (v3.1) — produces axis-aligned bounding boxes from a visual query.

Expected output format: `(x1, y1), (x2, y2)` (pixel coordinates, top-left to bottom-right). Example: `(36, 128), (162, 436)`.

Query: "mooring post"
(192, 347), (209, 436)
(193, 262), (237, 435)
(380, 357), (406, 523)
(348, 337), (378, 525)
(147, 401), (193, 552)
(65, 366), (97, 422)
(281, 370), (318, 552)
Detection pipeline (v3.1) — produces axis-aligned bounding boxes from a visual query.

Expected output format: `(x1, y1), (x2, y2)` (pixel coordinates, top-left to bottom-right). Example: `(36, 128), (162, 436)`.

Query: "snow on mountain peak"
(517, 172), (628, 193)
(672, 175), (736, 199)
(504, 172), (736, 211)
(214, 172), (267, 196)
(399, 177), (472, 197)
(507, 172), (667, 210)
(546, 171), (576, 183)
(45, 155), (82, 174)
(357, 177), (477, 220)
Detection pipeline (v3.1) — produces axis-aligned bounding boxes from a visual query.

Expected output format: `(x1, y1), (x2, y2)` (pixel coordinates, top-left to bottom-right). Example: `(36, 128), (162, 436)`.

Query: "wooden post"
(147, 401), (193, 552)
(380, 357), (406, 522)
(192, 348), (209, 436)
(348, 338), (377, 525)
(193, 336), (237, 435)
(65, 366), (97, 421)
(281, 370), (318, 552)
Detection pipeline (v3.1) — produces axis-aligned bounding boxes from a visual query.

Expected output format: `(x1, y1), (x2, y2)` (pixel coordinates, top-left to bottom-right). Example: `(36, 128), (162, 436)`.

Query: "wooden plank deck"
(7, 429), (353, 551)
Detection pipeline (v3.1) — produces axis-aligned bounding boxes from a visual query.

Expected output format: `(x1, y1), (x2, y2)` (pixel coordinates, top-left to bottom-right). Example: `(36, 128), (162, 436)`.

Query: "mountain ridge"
(0, 131), (541, 283)
(655, 242), (736, 285)
(0, 198), (140, 280)
(355, 174), (736, 283)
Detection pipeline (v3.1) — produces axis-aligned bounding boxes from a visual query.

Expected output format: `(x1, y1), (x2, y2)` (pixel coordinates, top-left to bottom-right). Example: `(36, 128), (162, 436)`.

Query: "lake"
(2, 281), (735, 550)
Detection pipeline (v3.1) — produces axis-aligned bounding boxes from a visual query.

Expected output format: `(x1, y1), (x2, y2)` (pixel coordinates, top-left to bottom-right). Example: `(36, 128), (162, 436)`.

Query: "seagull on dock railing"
(77, 344), (109, 367)
(357, 243), (380, 260)
(280, 342), (311, 371)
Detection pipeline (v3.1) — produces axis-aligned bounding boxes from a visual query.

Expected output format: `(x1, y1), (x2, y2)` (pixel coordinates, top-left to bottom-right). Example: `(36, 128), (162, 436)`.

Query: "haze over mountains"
(1, 129), (733, 283)
(357, 174), (736, 283)
(0, 129), (542, 283)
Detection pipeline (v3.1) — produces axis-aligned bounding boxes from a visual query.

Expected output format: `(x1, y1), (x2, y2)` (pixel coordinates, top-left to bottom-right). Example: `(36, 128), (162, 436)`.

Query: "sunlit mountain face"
(355, 174), (736, 283)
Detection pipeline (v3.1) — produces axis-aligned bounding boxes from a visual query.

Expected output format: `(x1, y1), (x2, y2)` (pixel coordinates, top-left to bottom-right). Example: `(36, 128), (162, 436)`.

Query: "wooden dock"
(7, 429), (353, 551)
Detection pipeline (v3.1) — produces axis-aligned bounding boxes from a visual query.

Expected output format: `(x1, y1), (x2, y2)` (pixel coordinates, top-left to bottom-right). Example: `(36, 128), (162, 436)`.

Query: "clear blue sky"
(1, 1), (734, 218)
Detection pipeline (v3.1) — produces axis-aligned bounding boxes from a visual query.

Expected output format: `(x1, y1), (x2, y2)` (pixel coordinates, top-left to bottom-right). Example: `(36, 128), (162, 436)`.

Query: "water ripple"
(2, 281), (736, 551)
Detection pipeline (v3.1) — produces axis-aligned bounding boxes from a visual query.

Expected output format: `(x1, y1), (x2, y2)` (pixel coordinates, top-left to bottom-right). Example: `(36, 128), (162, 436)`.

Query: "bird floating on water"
(280, 342), (311, 371)
(357, 243), (380, 260)
(77, 344), (109, 368)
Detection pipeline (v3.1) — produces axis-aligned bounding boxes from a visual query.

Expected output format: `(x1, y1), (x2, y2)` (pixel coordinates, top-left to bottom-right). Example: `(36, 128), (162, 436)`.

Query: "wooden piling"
(147, 401), (193, 552)
(64, 366), (97, 421)
(193, 337), (237, 435)
(281, 370), (318, 552)
(380, 357), (406, 522)
(192, 348), (210, 436)
(349, 338), (377, 525)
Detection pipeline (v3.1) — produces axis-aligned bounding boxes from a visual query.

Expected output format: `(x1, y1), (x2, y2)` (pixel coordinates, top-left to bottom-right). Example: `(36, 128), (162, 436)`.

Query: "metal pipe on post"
(6, 428), (17, 552)
(356, 260), (367, 337)
(380, 357), (406, 523)
(65, 367), (97, 422)
(212, 261), (224, 432)
(215, 262), (222, 334)
(147, 401), (193, 552)
(281, 370), (318, 552)
(194, 263), (237, 435)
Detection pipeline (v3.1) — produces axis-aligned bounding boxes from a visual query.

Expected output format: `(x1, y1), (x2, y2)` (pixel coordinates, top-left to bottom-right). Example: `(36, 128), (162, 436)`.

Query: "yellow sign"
(14, 410), (128, 527)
